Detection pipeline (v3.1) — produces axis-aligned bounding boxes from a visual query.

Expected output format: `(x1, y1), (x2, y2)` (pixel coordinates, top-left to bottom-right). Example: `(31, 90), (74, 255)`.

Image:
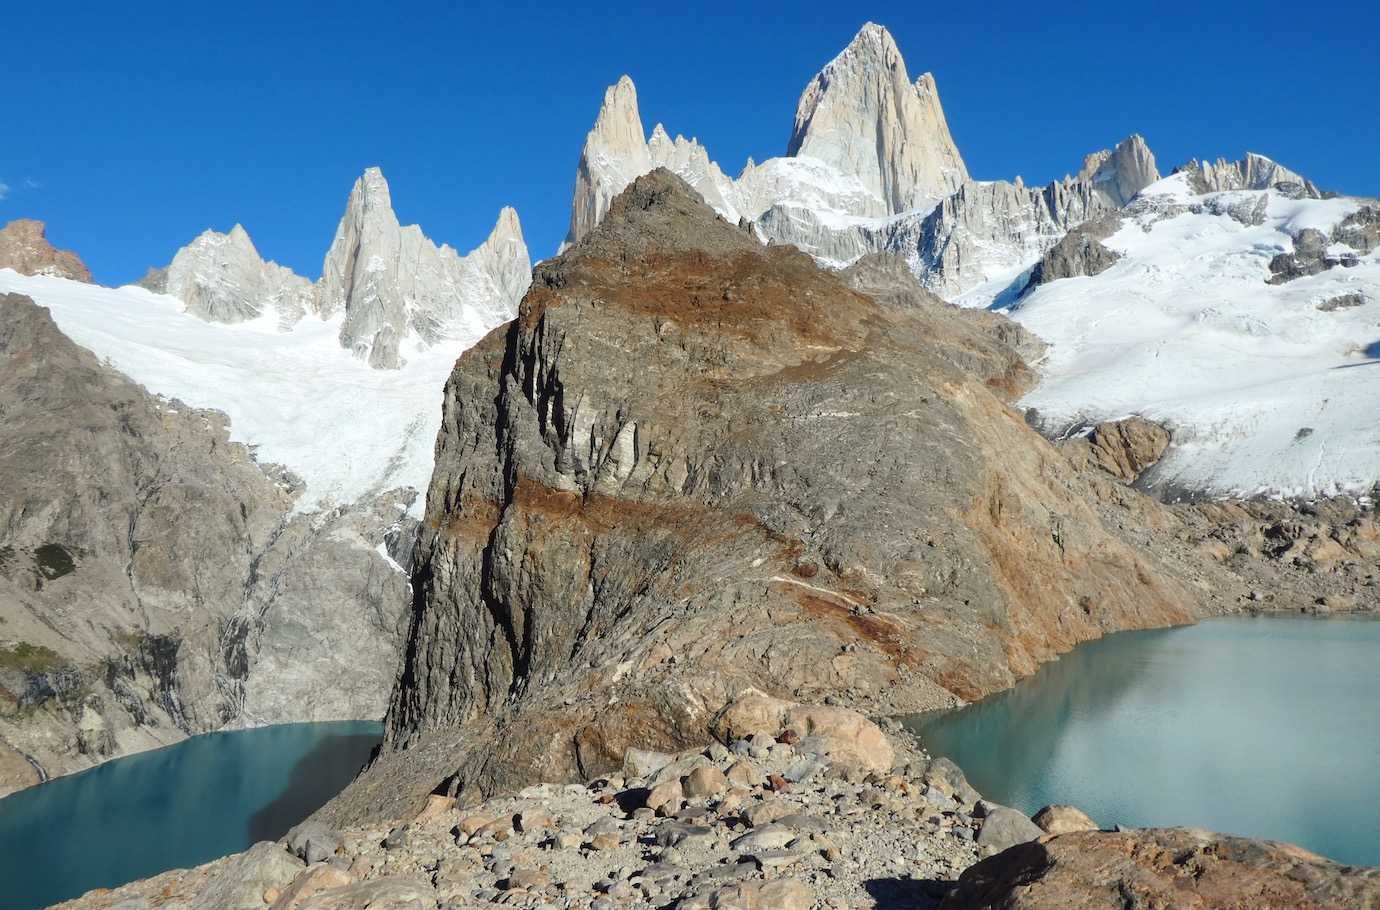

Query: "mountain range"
(0, 18), (1376, 808)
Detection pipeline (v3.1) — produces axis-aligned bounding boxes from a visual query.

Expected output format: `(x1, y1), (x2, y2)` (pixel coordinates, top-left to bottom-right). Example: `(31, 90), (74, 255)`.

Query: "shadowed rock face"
(0, 220), (92, 283)
(321, 170), (1233, 826)
(0, 294), (410, 791)
(943, 827), (1380, 909)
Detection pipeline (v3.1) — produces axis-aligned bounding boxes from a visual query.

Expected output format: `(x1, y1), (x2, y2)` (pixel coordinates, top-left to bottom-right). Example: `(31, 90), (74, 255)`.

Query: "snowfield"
(1011, 174), (1380, 500)
(0, 269), (482, 515)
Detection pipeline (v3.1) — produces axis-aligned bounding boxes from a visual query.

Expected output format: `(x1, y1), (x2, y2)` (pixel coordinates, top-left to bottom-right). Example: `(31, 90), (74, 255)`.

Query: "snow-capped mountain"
(1011, 171), (1380, 499)
(147, 167), (530, 370)
(561, 22), (1161, 303)
(0, 167), (529, 513)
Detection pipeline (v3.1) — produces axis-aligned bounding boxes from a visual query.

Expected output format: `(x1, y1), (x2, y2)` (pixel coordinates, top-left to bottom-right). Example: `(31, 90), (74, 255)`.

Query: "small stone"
(767, 774), (791, 793)
(458, 814), (495, 836)
(262, 887), (281, 905)
(504, 867), (551, 890)
(590, 833), (620, 851)
(731, 824), (796, 852)
(382, 825), (409, 849)
(514, 809), (555, 834)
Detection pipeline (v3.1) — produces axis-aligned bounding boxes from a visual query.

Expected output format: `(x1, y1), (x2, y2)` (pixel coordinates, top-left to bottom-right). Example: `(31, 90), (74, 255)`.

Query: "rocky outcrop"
(787, 22), (968, 212)
(944, 827), (1380, 909)
(1058, 417), (1172, 484)
(1021, 215), (1122, 291)
(894, 135), (1159, 298)
(0, 219), (92, 282)
(316, 171), (1250, 827)
(1179, 152), (1322, 198)
(1269, 204), (1380, 284)
(154, 224), (315, 327)
(0, 294), (410, 792)
(317, 168), (530, 369)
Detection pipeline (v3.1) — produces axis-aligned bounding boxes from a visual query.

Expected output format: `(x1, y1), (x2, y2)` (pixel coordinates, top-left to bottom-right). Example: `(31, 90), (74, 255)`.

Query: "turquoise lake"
(0, 720), (381, 910)
(908, 616), (1380, 867)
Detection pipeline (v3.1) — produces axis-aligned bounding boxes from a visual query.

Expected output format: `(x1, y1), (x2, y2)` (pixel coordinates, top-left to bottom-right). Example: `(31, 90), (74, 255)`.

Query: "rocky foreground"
(62, 693), (1380, 910)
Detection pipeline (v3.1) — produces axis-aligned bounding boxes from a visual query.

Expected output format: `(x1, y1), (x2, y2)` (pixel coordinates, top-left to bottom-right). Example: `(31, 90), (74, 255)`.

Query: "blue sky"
(5, 1), (1377, 284)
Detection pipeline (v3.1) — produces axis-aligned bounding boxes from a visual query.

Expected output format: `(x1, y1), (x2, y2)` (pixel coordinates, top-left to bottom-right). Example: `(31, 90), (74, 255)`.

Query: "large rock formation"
(944, 827), (1380, 909)
(321, 171), (1243, 826)
(0, 294), (410, 794)
(143, 224), (315, 327)
(318, 168), (530, 369)
(787, 21), (968, 212)
(0, 219), (92, 282)
(146, 168), (530, 370)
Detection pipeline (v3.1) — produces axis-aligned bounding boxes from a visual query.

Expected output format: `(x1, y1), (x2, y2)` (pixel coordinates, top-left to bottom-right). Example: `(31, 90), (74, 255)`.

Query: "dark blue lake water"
(908, 616), (1380, 867)
(0, 721), (381, 910)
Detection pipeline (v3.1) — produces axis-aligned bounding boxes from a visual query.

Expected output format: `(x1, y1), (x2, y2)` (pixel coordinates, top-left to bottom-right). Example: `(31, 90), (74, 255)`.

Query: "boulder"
(286, 822), (343, 865)
(944, 827), (1380, 909)
(1032, 804), (1098, 835)
(683, 765), (729, 799)
(975, 805), (1045, 852)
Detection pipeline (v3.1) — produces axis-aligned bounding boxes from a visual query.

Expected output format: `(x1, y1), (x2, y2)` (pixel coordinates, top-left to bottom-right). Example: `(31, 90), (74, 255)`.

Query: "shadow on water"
(247, 731), (380, 842)
(904, 625), (1166, 801)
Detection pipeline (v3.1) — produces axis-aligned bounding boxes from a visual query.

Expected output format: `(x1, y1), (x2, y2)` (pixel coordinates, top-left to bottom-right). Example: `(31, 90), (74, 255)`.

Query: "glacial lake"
(907, 616), (1380, 867)
(0, 720), (381, 910)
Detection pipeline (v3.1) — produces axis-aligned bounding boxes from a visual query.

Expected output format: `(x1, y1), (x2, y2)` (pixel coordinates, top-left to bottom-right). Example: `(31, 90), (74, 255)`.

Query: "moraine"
(906, 615), (1380, 866)
(0, 721), (381, 910)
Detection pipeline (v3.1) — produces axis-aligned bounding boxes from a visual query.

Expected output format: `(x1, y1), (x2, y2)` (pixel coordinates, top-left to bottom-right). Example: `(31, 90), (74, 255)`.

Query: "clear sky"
(5, 1), (1377, 285)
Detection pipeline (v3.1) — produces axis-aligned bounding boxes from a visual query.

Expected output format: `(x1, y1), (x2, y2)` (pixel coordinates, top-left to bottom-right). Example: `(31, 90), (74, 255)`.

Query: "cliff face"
(324, 171), (1230, 824)
(0, 294), (410, 795)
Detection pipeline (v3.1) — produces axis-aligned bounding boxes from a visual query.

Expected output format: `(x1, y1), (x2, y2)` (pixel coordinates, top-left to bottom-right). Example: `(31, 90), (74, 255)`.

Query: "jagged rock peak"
(1075, 134), (1161, 207)
(319, 166), (531, 369)
(564, 76), (654, 247)
(0, 219), (92, 283)
(159, 223), (314, 327)
(1177, 152), (1321, 198)
(788, 22), (969, 213)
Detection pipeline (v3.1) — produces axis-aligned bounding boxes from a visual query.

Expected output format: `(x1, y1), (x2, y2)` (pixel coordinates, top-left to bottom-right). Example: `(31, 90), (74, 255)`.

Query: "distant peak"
(846, 21), (898, 55)
(353, 167), (394, 211)
(488, 206), (525, 244)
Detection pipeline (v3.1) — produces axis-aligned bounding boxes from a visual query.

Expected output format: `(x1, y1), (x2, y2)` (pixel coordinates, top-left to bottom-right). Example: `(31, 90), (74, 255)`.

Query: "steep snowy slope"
(1012, 173), (1380, 499)
(0, 269), (463, 513)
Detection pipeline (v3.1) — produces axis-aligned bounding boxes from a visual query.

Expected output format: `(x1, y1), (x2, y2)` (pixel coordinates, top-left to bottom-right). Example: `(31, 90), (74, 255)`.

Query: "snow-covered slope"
(0, 269), (467, 514)
(1012, 173), (1380, 499)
